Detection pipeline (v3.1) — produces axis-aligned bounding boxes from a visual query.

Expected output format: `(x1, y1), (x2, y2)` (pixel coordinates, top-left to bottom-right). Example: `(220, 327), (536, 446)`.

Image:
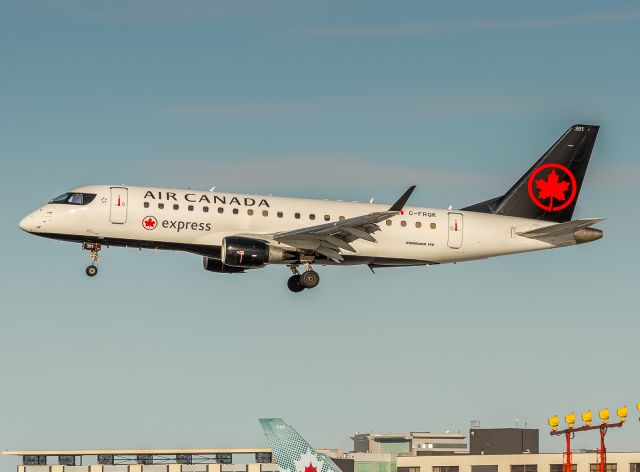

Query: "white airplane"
(19, 124), (603, 292)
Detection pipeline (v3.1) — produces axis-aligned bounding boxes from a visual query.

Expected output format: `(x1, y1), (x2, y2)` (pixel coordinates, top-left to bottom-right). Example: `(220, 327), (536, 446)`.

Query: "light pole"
(549, 406), (627, 472)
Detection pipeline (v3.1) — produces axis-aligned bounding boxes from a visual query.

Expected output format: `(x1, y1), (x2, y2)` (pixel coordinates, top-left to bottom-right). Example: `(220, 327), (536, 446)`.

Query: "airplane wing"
(271, 186), (416, 262)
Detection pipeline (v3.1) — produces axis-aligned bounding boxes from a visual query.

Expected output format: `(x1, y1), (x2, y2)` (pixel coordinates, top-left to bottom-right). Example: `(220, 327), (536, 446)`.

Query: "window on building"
(551, 465), (576, 472)
(188, 205), (194, 211)
(262, 210), (269, 217)
(591, 464), (617, 472)
(630, 465), (640, 472)
(173, 204), (179, 210)
(399, 468), (420, 472)
(158, 203), (164, 209)
(433, 467), (459, 472)
(512, 466), (537, 472)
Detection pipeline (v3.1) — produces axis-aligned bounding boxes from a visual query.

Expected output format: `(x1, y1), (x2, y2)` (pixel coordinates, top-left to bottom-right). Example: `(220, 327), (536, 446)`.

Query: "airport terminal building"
(4, 426), (639, 472)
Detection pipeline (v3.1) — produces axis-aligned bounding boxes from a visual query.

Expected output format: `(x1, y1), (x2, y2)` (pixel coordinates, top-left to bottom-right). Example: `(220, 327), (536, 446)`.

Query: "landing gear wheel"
(287, 275), (305, 292)
(86, 265), (98, 277)
(300, 270), (320, 289)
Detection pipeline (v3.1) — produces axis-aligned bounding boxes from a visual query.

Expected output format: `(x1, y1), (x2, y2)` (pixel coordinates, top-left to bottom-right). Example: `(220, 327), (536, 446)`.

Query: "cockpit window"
(49, 193), (97, 205)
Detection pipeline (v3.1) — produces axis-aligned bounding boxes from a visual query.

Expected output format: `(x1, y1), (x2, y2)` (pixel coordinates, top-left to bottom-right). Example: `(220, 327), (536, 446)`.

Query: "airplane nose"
(19, 213), (35, 233)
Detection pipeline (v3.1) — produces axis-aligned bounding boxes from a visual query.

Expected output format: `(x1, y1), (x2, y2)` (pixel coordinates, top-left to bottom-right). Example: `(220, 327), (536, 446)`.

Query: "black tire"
(287, 275), (305, 292)
(300, 270), (320, 289)
(86, 265), (98, 277)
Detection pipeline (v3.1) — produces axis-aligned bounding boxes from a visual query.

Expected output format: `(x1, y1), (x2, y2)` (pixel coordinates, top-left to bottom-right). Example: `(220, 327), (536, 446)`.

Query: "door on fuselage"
(447, 212), (463, 249)
(110, 187), (128, 224)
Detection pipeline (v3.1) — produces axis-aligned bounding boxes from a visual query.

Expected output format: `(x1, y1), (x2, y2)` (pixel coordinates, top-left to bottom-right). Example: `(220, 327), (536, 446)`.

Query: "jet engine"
(221, 236), (293, 269)
(203, 257), (245, 273)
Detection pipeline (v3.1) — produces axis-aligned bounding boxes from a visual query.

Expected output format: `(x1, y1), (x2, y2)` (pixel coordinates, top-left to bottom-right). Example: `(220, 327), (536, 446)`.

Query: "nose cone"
(19, 212), (36, 233)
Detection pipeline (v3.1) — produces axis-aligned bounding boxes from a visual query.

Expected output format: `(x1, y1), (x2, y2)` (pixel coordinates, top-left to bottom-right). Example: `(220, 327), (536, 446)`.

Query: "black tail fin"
(462, 124), (599, 223)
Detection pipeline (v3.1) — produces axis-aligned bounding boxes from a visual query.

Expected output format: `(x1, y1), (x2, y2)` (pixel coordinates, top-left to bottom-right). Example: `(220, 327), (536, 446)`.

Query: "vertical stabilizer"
(462, 124), (599, 222)
(259, 418), (343, 472)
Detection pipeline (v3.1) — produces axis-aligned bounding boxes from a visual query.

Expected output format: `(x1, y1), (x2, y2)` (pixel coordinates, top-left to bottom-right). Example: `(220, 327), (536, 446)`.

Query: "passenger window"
(218, 207), (224, 214)
(277, 211), (283, 218)
(144, 202), (149, 208)
(339, 216), (345, 221)
(386, 220), (392, 226)
(415, 222), (421, 228)
(203, 206), (209, 212)
(324, 215), (330, 221)
(233, 208), (239, 215)
(430, 222), (436, 229)
(401, 221), (407, 227)
(248, 209), (254, 216)
(158, 203), (164, 209)
(295, 213), (301, 219)
(262, 210), (269, 217)
(173, 204), (179, 210)
(309, 214), (316, 220)
(188, 205), (194, 211)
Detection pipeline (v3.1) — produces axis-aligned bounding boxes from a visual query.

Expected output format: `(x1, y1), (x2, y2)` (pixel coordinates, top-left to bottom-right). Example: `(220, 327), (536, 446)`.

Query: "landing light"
(617, 406), (628, 422)
(565, 412), (576, 429)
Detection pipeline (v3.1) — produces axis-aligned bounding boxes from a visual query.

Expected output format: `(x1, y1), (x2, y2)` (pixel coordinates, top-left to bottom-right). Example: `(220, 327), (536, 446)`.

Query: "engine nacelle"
(203, 257), (245, 273)
(221, 236), (290, 268)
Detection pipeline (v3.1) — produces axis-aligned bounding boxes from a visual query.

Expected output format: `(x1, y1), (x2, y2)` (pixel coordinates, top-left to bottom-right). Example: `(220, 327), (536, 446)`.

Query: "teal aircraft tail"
(259, 418), (343, 472)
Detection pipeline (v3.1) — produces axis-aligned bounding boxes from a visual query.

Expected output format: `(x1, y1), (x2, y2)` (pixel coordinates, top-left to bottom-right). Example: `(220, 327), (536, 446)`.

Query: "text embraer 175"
(19, 125), (603, 292)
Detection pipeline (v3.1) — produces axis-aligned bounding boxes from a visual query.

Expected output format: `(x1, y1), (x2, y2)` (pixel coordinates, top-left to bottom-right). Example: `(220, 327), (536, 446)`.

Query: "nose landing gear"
(83, 242), (101, 277)
(287, 264), (320, 292)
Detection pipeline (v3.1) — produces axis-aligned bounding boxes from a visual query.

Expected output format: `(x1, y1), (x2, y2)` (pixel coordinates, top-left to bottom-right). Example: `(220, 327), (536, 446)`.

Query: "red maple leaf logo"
(535, 169), (570, 207)
(527, 163), (577, 212)
(143, 216), (157, 230)
(305, 464), (317, 472)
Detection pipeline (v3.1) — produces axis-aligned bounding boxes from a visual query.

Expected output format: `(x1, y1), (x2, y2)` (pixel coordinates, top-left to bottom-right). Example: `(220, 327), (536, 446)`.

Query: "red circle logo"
(527, 163), (577, 212)
(142, 216), (158, 230)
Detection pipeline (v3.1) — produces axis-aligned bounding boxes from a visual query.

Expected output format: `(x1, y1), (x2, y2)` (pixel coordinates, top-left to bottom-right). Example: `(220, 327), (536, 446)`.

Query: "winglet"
(389, 186), (416, 211)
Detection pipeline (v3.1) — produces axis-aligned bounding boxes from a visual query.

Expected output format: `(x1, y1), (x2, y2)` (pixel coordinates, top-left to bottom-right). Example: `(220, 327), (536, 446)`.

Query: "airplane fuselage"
(20, 184), (564, 267)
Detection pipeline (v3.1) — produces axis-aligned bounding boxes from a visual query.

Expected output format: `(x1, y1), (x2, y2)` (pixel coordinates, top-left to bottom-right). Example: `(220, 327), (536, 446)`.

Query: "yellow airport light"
(617, 406), (628, 422)
(548, 415), (559, 431)
(599, 408), (610, 424)
(581, 410), (593, 426)
(565, 412), (576, 428)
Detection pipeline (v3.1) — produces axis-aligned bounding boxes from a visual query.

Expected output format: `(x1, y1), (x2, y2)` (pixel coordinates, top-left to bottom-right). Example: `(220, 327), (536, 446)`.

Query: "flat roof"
(2, 449), (271, 456)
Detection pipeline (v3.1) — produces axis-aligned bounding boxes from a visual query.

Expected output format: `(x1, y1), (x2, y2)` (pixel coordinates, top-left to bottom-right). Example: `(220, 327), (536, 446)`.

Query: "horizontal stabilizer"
(517, 218), (603, 238)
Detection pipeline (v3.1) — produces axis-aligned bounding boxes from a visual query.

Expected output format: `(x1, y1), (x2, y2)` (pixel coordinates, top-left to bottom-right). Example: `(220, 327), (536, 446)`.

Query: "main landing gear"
(287, 264), (320, 292)
(83, 242), (101, 277)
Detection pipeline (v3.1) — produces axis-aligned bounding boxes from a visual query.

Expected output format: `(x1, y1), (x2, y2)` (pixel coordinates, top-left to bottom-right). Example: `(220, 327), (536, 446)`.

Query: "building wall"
(397, 452), (640, 472)
(469, 430), (539, 455)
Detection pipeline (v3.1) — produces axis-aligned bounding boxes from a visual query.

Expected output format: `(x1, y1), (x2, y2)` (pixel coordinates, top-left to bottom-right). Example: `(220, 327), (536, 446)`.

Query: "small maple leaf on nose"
(535, 169), (570, 202)
(305, 464), (317, 472)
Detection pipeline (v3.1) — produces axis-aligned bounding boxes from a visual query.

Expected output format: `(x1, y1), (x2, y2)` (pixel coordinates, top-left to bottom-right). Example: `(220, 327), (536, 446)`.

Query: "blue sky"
(1, 0), (640, 469)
